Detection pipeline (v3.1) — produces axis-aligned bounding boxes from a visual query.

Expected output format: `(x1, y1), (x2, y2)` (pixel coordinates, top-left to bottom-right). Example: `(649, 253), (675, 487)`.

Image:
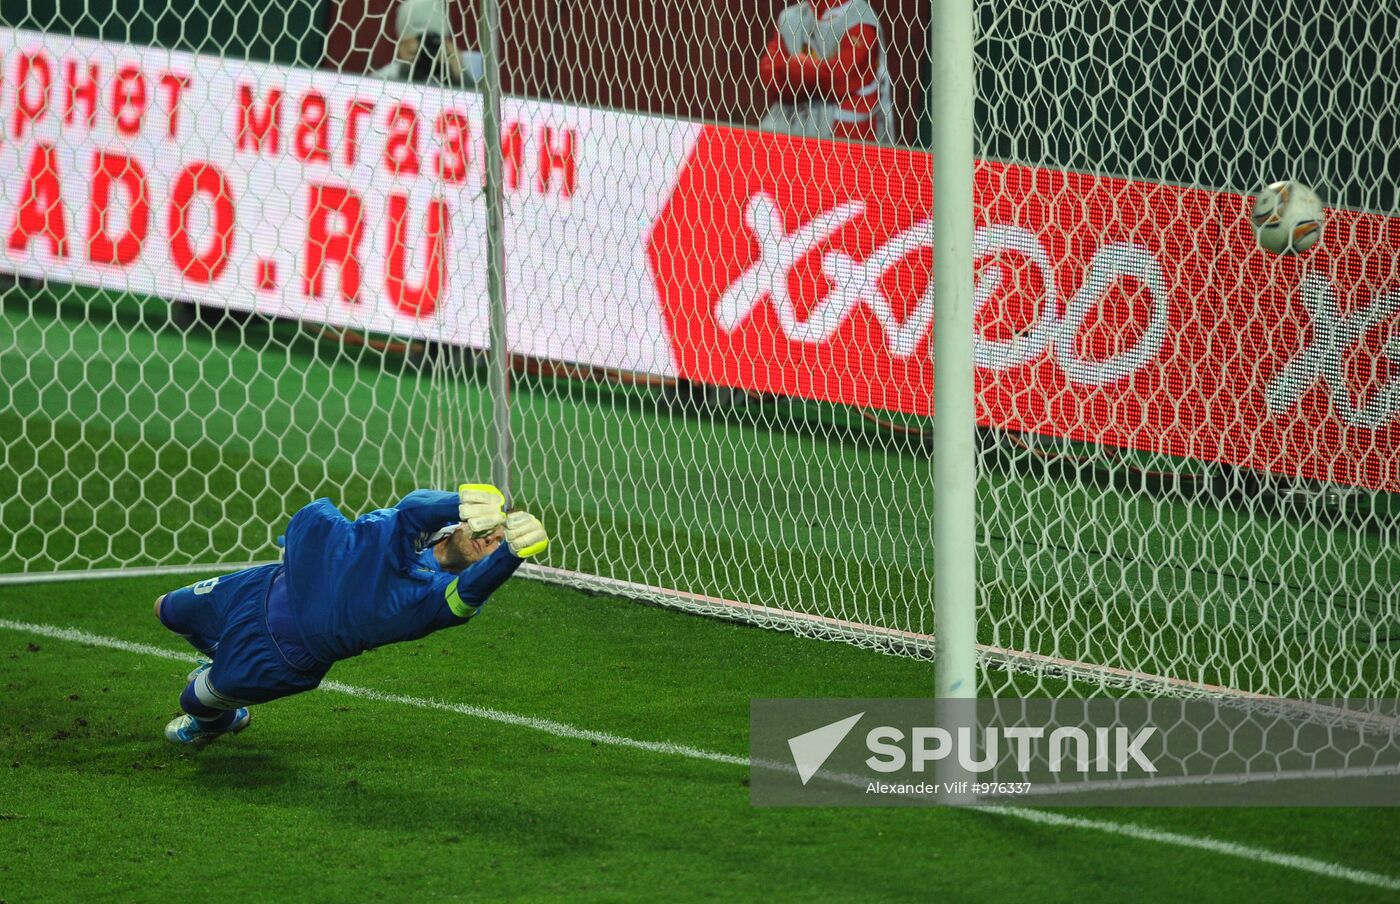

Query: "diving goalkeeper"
(154, 485), (547, 746)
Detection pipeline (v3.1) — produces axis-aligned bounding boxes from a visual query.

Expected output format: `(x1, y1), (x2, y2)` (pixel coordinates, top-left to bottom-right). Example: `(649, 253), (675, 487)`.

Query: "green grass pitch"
(2, 283), (1399, 899)
(4, 576), (1400, 901)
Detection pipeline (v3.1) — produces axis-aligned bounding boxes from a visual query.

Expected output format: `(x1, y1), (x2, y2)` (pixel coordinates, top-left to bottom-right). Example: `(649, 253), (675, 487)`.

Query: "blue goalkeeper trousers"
(159, 564), (329, 707)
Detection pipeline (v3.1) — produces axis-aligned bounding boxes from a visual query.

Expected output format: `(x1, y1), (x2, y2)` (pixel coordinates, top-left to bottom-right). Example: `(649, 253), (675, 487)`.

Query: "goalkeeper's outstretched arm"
(391, 489), (462, 536)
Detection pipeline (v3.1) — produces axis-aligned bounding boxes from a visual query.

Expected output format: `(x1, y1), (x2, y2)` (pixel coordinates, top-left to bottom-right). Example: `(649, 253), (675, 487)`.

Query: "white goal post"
(0, 0), (1396, 712)
(930, 0), (977, 705)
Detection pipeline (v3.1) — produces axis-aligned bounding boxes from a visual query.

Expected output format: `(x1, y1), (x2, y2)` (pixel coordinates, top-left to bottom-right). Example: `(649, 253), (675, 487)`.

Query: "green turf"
(2, 282), (1396, 701)
(2, 575), (1400, 902)
(3, 283), (1400, 899)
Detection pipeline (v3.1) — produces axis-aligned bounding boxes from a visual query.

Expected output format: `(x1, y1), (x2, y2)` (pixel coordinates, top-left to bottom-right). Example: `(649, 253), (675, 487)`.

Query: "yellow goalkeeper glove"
(458, 484), (506, 538)
(504, 511), (549, 558)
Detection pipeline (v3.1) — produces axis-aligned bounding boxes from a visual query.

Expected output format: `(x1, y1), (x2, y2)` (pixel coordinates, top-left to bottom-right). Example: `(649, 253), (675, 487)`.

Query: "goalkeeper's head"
(433, 523), (504, 573)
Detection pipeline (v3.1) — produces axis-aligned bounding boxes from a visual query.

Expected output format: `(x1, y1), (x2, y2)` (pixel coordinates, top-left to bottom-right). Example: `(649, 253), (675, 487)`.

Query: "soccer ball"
(1249, 180), (1325, 255)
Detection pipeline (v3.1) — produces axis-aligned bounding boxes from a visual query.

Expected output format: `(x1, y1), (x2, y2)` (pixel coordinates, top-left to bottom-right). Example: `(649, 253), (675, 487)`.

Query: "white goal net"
(0, 0), (1396, 706)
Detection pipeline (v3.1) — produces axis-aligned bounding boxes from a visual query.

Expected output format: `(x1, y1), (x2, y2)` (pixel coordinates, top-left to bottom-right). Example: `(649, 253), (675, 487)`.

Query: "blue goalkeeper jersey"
(278, 490), (522, 664)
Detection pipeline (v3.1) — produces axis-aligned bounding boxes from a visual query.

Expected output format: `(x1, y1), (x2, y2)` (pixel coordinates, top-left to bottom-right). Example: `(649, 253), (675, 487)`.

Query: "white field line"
(996, 807), (1400, 893)
(2, 617), (1399, 893)
(0, 618), (742, 765)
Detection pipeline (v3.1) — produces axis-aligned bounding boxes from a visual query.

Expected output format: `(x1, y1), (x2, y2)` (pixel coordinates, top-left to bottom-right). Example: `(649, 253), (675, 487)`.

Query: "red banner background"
(648, 125), (1400, 492)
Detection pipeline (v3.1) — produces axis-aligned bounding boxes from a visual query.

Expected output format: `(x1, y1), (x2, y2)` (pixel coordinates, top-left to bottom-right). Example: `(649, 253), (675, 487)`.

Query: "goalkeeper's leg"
(156, 565), (327, 746)
(155, 568), (261, 745)
(166, 629), (328, 747)
(165, 665), (252, 746)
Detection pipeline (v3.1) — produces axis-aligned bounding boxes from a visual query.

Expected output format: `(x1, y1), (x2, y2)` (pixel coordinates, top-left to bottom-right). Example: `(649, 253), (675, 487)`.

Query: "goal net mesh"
(0, 1), (1396, 705)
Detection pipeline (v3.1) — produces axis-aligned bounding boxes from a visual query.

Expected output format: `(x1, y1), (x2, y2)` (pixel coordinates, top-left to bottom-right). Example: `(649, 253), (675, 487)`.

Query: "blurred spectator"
(758, 0), (893, 143)
(373, 0), (483, 88)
